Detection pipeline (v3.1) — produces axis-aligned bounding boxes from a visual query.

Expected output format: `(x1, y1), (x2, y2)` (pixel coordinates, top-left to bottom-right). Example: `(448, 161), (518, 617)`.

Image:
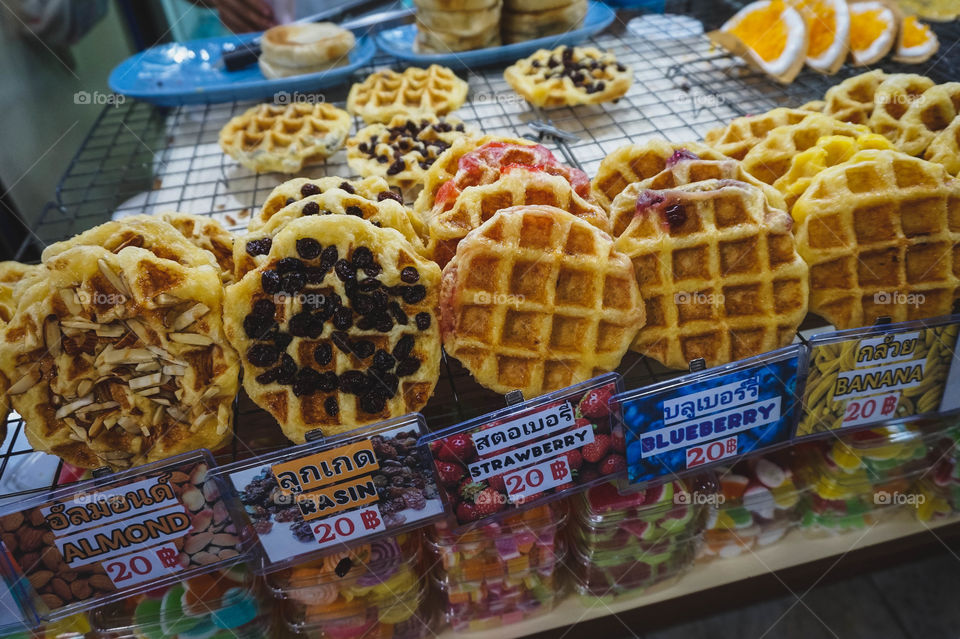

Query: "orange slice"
(894, 15), (939, 63)
(848, 1), (899, 66)
(791, 0), (850, 74)
(712, 0), (809, 84)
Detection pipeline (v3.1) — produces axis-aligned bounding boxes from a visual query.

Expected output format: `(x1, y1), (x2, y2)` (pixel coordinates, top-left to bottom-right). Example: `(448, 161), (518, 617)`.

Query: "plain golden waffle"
(502, 0), (587, 43)
(823, 69), (887, 124)
(427, 167), (609, 266)
(800, 100), (826, 112)
(159, 212), (236, 284)
(867, 74), (935, 142)
(591, 140), (727, 213)
(741, 114), (871, 185)
(347, 114), (473, 198)
(503, 45), (631, 107)
(794, 150), (960, 329)
(414, 23), (500, 53)
(612, 179), (808, 369)
(347, 65), (469, 124)
(236, 186), (426, 279)
(0, 245), (239, 469)
(608, 156), (787, 237)
(416, 3), (501, 38)
(218, 102), (350, 173)
(439, 205), (644, 397)
(704, 108), (817, 161)
(254, 176), (405, 232)
(924, 116), (960, 175)
(888, 83), (960, 156)
(224, 216), (441, 443)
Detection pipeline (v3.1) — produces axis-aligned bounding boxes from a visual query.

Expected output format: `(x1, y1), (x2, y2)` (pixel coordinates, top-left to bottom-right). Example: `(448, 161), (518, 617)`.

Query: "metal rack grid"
(8, 4), (960, 492)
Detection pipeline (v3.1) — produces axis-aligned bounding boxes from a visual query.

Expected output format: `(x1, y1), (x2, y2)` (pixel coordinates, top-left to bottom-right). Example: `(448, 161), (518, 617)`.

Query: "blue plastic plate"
(375, 2), (617, 70)
(108, 33), (377, 106)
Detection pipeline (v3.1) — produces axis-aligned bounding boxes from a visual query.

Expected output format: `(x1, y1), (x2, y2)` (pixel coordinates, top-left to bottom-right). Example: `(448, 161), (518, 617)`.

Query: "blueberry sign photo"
(621, 346), (803, 483)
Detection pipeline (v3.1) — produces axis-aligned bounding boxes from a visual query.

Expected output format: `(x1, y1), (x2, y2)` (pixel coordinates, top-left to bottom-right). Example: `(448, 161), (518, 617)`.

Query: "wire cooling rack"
(9, 4), (960, 492)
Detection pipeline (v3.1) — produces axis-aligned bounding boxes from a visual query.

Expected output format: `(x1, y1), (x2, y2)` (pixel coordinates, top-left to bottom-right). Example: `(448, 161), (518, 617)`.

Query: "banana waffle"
(503, 45), (631, 107)
(347, 114), (473, 198)
(218, 102), (350, 173)
(159, 212), (236, 284)
(439, 204), (644, 397)
(224, 215), (441, 442)
(236, 186), (426, 278)
(255, 176), (406, 232)
(0, 261), (40, 323)
(741, 114), (871, 185)
(889, 83), (960, 156)
(591, 140), (727, 213)
(867, 74), (935, 143)
(347, 65), (469, 124)
(925, 116), (960, 175)
(0, 246), (239, 469)
(823, 69), (887, 124)
(704, 107), (818, 160)
(612, 179), (808, 369)
(794, 150), (960, 329)
(427, 166), (609, 266)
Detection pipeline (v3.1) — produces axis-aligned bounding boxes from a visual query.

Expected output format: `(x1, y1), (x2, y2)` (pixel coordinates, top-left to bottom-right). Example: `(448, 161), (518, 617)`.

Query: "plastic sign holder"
(796, 314), (960, 437)
(0, 450), (251, 624)
(219, 414), (444, 573)
(617, 345), (805, 484)
(420, 373), (624, 530)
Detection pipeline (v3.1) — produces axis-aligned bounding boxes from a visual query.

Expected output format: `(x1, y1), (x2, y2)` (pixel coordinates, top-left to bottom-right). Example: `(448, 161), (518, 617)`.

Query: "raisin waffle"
(347, 114), (473, 198)
(591, 140), (727, 213)
(159, 212), (236, 284)
(793, 150), (960, 329)
(704, 108), (818, 161)
(0, 246), (239, 470)
(741, 114), (871, 185)
(888, 83), (960, 156)
(924, 116), (960, 175)
(503, 45), (631, 107)
(823, 69), (887, 124)
(608, 155), (787, 237)
(236, 187), (427, 278)
(224, 216), (441, 442)
(439, 205), (644, 397)
(427, 166), (609, 266)
(218, 102), (350, 173)
(612, 179), (809, 369)
(867, 74), (935, 143)
(347, 65), (469, 124)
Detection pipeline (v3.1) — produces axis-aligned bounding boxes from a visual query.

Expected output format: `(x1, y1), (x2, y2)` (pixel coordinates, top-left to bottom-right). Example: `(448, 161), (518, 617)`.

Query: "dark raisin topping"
(339, 181), (356, 194)
(335, 259), (356, 282)
(616, 63), (626, 72)
(353, 294), (375, 315)
(243, 314), (273, 339)
(300, 292), (323, 311)
(664, 203), (687, 230)
(667, 148), (700, 167)
(293, 368), (322, 396)
(351, 340), (375, 359)
(252, 298), (275, 317)
(279, 271), (306, 295)
(314, 343), (333, 366)
(285, 197), (295, 206)
(288, 311), (312, 337)
(245, 238), (272, 256)
(393, 335), (415, 360)
(401, 285), (426, 304)
(388, 302), (408, 325)
(386, 159), (405, 175)
(277, 354), (297, 384)
(377, 190), (403, 204)
(332, 307), (353, 330)
(272, 332), (293, 349)
(247, 343), (279, 367)
(339, 370), (367, 394)
(362, 262), (382, 277)
(319, 371), (339, 392)
(360, 391), (387, 414)
(377, 155), (389, 163)
(301, 183), (320, 197)
(277, 257), (305, 274)
(419, 161), (432, 170)
(352, 246), (374, 268)
(371, 289), (389, 308)
(255, 368), (280, 384)
(302, 201), (321, 216)
(373, 349), (396, 371)
(376, 315), (394, 333)
(400, 267), (420, 283)
(320, 245), (339, 268)
(396, 357), (421, 377)
(369, 369), (399, 396)
(332, 331), (352, 354)
(261, 270), (281, 295)
(324, 292), (342, 314)
(345, 205), (364, 217)
(415, 312), (431, 330)
(305, 265), (329, 284)
(357, 316), (374, 330)
(324, 396), (339, 416)
(359, 277), (381, 292)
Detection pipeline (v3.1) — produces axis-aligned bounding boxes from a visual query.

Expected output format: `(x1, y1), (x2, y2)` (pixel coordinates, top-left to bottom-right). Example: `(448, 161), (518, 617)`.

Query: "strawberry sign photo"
(421, 373), (624, 527)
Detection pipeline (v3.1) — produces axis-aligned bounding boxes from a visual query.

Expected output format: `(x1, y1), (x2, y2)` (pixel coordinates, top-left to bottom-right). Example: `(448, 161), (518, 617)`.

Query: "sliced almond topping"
(125, 319), (152, 345)
(139, 424), (150, 437)
(135, 361), (161, 373)
(149, 397), (171, 406)
(44, 316), (62, 358)
(169, 333), (213, 346)
(98, 258), (130, 297)
(136, 387), (160, 397)
(8, 370), (39, 395)
(96, 325), (125, 338)
(56, 396), (94, 419)
(76, 401), (119, 415)
(199, 385), (220, 401)
(162, 364), (187, 377)
(193, 412), (217, 433)
(146, 344), (187, 366)
(68, 432), (85, 442)
(88, 414), (107, 438)
(103, 414), (119, 431)
(59, 288), (82, 315)
(153, 293), (182, 306)
(129, 373), (162, 390)
(166, 405), (188, 422)
(171, 303), (210, 332)
(61, 318), (99, 331)
(151, 404), (165, 426)
(117, 415), (140, 434)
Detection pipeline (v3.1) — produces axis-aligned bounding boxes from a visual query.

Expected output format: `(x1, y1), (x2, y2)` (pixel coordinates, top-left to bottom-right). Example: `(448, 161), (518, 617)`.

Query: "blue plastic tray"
(108, 33), (377, 106)
(375, 2), (617, 70)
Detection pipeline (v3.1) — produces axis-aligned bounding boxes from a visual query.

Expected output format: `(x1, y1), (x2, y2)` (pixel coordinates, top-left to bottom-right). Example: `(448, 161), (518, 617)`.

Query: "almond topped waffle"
(236, 186), (426, 278)
(159, 212), (236, 284)
(255, 176), (406, 232)
(924, 116), (960, 175)
(347, 114), (473, 197)
(0, 261), (40, 323)
(704, 107), (818, 160)
(224, 215), (441, 442)
(347, 65), (469, 125)
(0, 245), (239, 470)
(591, 140), (727, 213)
(612, 179), (808, 369)
(427, 166), (609, 266)
(439, 205), (644, 397)
(823, 69), (887, 124)
(741, 114), (871, 185)
(503, 45), (631, 107)
(793, 150), (960, 329)
(887, 83), (960, 156)
(218, 102), (351, 173)
(867, 73), (935, 142)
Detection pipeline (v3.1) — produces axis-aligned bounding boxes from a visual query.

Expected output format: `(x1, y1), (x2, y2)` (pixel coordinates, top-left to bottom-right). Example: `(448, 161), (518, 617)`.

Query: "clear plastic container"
(911, 425), (960, 522)
(0, 613), (90, 639)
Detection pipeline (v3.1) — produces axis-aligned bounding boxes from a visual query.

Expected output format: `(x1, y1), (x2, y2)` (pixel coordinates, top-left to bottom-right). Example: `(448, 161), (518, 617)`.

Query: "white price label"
(311, 506), (386, 551)
(843, 392), (900, 427)
(504, 456), (571, 503)
(685, 435), (739, 469)
(102, 542), (182, 588)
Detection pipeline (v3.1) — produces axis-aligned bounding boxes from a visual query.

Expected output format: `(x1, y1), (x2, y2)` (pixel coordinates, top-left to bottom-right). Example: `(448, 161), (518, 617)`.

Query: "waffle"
(0, 262), (40, 324)
(347, 65), (469, 125)
(439, 205), (644, 396)
(794, 150), (960, 329)
(416, 3), (501, 37)
(414, 23), (500, 53)
(224, 216), (441, 442)
(260, 23), (355, 68)
(427, 166), (609, 266)
(612, 179), (808, 369)
(801, 100), (826, 112)
(591, 140), (727, 213)
(889, 83), (960, 156)
(347, 114), (473, 198)
(823, 70), (887, 124)
(159, 212), (236, 284)
(867, 74), (935, 143)
(608, 156), (788, 237)
(415, 0), (499, 9)
(503, 45), (631, 108)
(740, 114), (871, 185)
(504, 0), (578, 9)
(218, 102), (350, 173)
(236, 187), (427, 279)
(0, 245), (239, 470)
(502, 0), (587, 42)
(924, 116), (960, 175)
(704, 108), (817, 161)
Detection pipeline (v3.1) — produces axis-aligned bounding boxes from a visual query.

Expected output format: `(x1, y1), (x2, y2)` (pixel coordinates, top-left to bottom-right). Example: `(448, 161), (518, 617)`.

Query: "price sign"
(796, 317), (960, 436)
(102, 542), (182, 587)
(312, 507), (386, 551)
(620, 346), (803, 484)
